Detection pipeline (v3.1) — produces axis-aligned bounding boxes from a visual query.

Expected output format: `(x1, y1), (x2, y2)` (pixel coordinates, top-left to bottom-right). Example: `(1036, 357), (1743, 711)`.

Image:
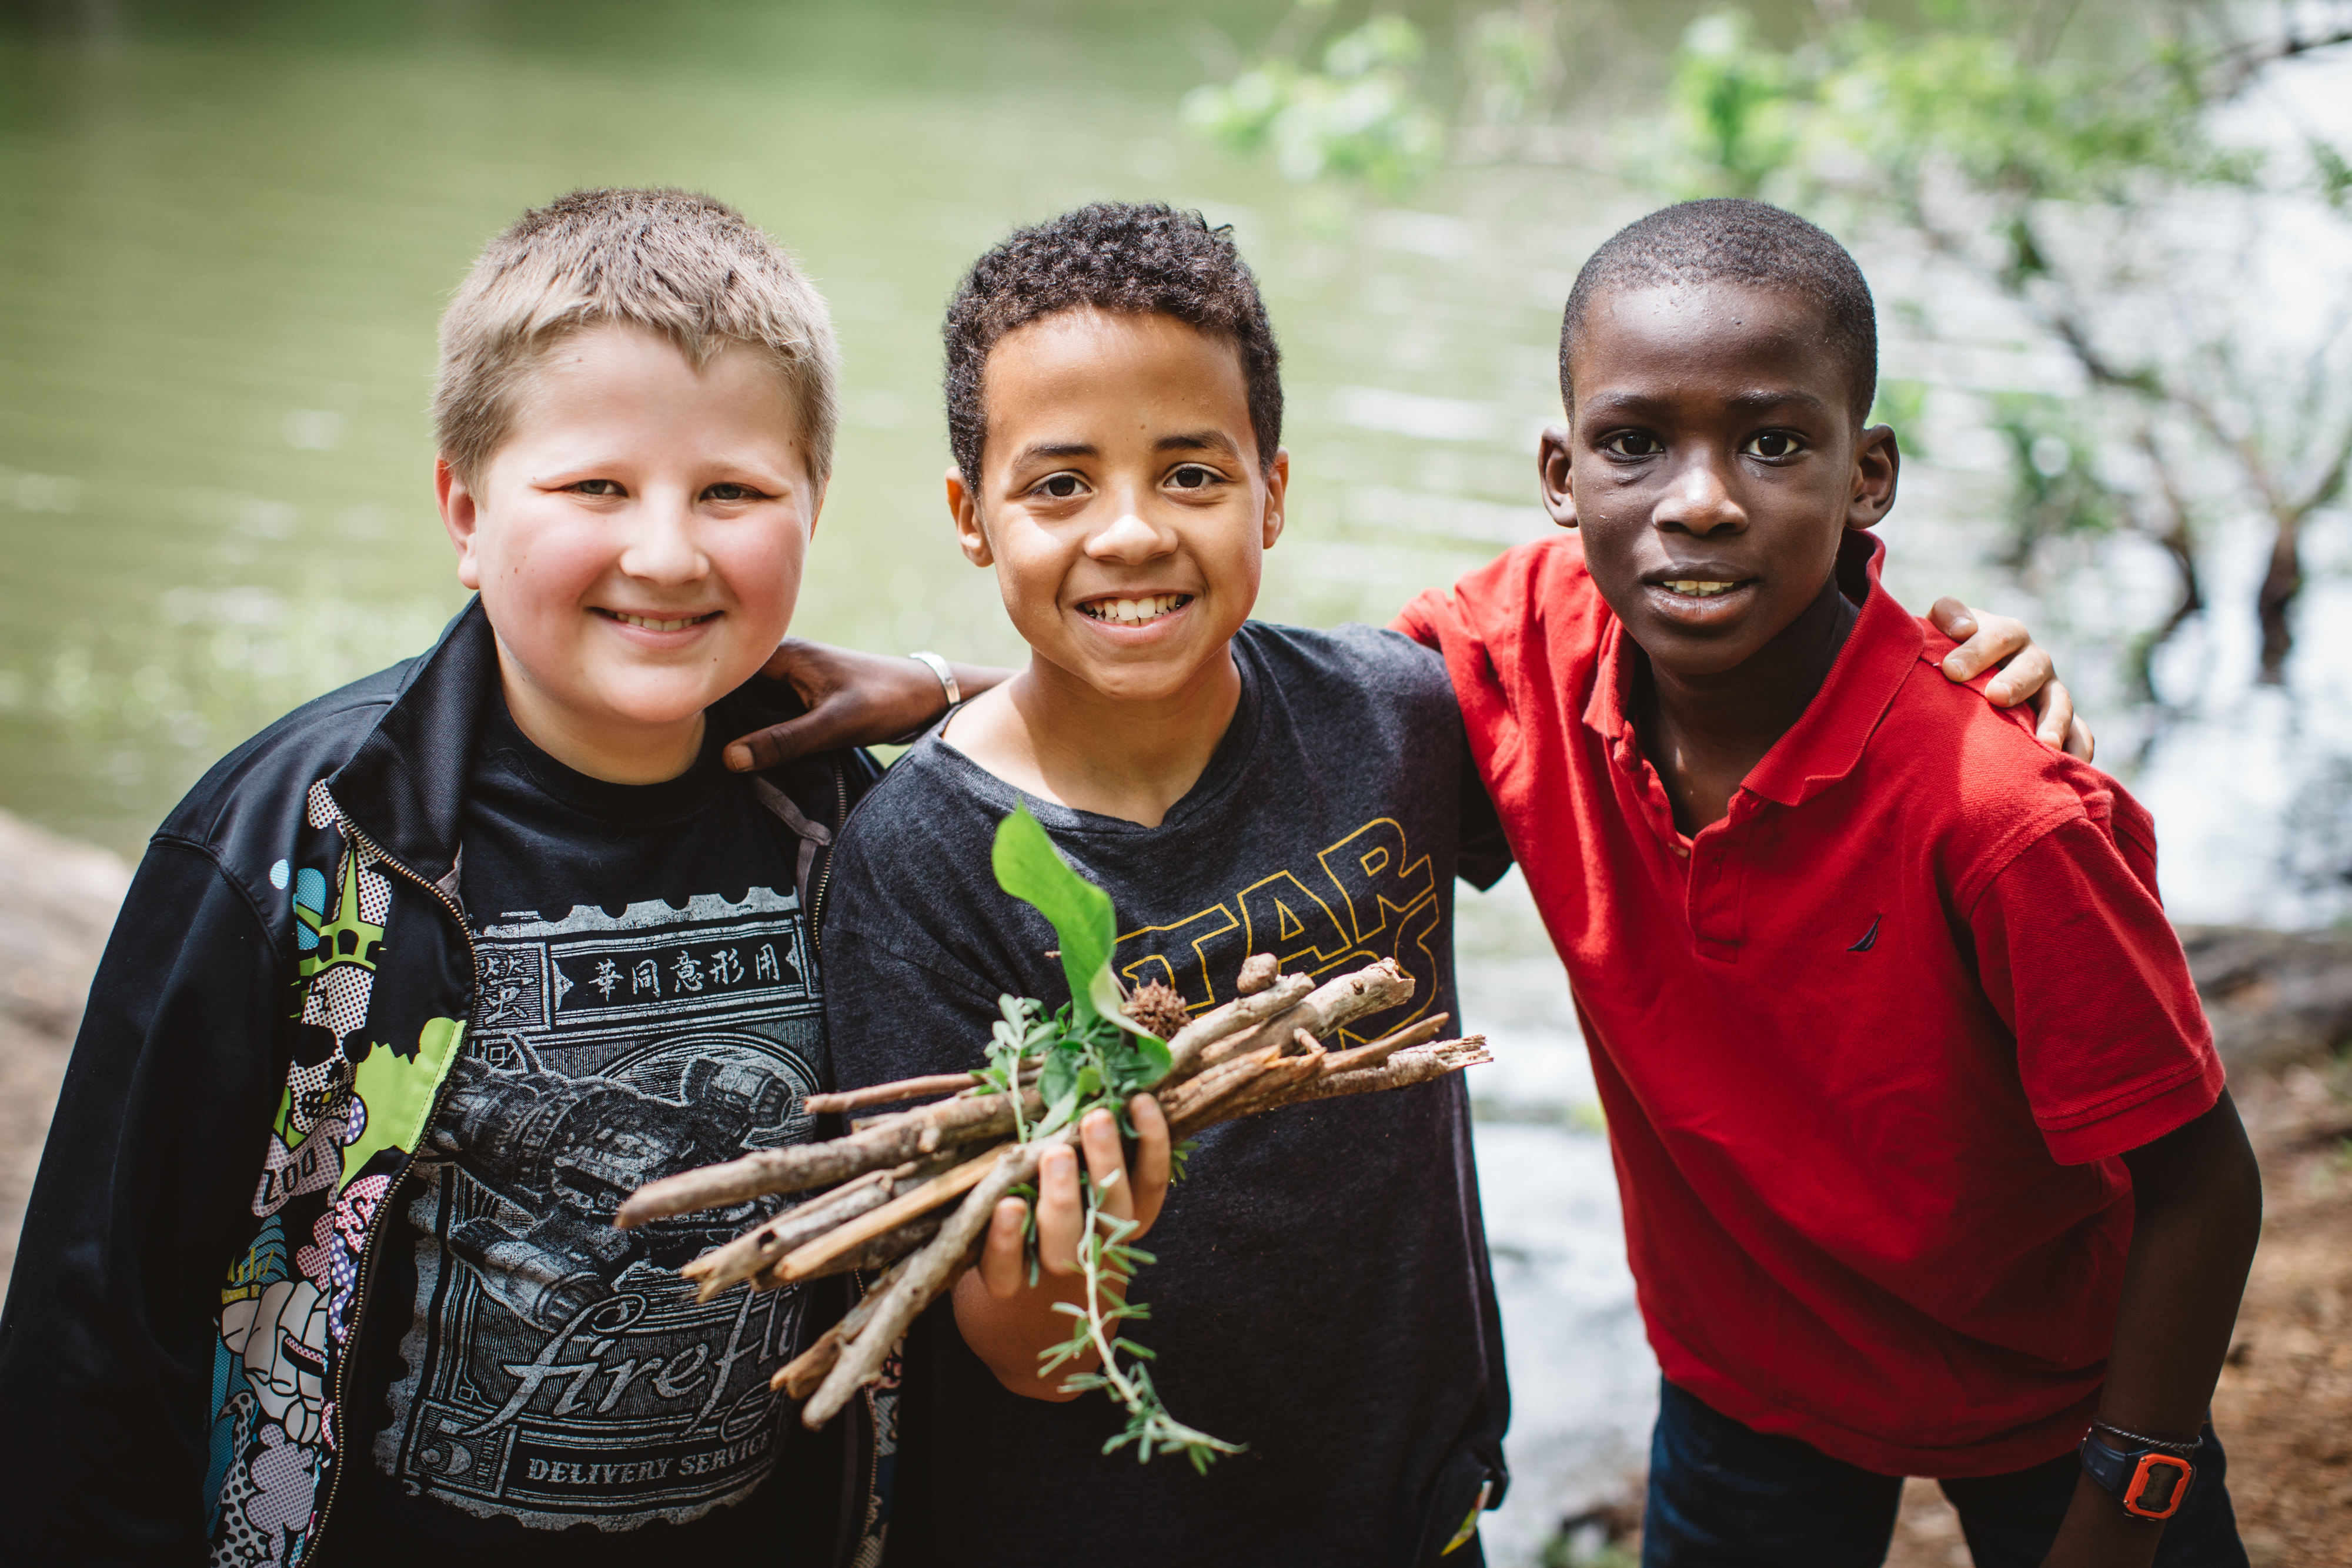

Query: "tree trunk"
(2256, 513), (2302, 683)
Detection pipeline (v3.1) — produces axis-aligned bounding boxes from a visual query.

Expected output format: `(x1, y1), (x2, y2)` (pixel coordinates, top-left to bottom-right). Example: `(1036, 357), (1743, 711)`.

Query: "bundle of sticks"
(614, 953), (1490, 1432)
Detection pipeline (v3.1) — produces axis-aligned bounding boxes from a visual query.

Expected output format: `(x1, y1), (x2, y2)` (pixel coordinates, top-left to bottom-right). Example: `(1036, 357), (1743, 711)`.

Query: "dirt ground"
(1880, 1061), (2352, 1568)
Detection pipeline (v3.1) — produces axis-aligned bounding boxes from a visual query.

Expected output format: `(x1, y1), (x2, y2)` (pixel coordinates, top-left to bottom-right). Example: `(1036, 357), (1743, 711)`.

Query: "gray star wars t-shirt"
(821, 620), (1514, 1568)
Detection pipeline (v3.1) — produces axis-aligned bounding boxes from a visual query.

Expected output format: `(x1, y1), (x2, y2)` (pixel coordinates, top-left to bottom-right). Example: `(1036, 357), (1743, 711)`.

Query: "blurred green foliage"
(1183, 9), (1446, 192)
(1657, 2), (2350, 694)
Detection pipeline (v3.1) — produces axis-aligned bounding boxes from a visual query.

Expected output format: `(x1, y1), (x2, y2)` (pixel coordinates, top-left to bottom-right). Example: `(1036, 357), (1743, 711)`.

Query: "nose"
(1653, 450), (1746, 537)
(617, 488), (709, 584)
(1083, 486), (1178, 565)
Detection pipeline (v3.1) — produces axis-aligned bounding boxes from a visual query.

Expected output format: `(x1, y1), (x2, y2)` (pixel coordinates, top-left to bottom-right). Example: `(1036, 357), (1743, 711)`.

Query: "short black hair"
(1558, 198), (1877, 424)
(943, 202), (1283, 484)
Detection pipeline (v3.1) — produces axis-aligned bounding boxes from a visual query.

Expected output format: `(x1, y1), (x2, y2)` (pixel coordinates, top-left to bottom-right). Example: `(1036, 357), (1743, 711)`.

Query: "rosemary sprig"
(1040, 1169), (1242, 1473)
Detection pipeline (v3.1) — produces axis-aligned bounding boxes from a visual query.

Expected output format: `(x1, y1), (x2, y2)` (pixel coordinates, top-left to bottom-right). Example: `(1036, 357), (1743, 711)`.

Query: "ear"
(1538, 425), (1578, 530)
(802, 454), (827, 543)
(1847, 424), (1900, 532)
(946, 465), (993, 567)
(1260, 448), (1290, 550)
(437, 459), (485, 590)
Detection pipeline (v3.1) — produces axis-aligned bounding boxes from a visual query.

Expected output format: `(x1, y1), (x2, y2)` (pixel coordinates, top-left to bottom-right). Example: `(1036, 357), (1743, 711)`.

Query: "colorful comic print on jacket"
(375, 888), (823, 1527)
(208, 781), (467, 1563)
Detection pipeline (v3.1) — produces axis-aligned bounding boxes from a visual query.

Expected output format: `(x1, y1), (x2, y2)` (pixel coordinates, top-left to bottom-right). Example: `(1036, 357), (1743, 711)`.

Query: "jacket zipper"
(806, 757), (848, 957)
(859, 1381), (884, 1555)
(303, 805), (479, 1565)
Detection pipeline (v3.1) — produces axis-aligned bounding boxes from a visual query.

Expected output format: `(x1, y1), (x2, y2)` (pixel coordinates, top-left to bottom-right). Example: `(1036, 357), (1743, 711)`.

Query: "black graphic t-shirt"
(822, 621), (1515, 1568)
(330, 696), (833, 1565)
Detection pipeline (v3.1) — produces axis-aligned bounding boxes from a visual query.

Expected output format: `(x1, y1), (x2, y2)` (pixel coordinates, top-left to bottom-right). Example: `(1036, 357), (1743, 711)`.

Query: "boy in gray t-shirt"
(820, 205), (1514, 1566)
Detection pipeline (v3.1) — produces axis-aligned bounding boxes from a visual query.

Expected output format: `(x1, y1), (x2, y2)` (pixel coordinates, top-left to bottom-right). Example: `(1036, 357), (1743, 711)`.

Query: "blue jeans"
(1642, 1380), (2247, 1568)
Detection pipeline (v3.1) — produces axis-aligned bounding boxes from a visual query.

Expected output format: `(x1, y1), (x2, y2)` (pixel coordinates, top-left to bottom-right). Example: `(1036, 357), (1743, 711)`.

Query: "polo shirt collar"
(1582, 531), (1921, 810)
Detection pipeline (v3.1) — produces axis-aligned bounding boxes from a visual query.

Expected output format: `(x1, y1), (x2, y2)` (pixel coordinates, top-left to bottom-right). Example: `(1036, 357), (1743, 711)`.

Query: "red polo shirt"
(1396, 531), (2222, 1477)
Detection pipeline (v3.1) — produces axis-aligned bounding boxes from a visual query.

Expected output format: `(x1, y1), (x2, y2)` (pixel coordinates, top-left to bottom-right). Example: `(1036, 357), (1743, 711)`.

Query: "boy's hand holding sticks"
(614, 808), (1489, 1470)
(955, 1095), (1172, 1404)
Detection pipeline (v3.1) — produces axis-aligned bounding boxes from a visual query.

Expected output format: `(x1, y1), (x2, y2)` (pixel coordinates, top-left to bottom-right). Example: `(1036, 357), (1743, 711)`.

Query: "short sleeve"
(1391, 593), (1445, 650)
(1456, 735), (1512, 891)
(1967, 813), (2223, 1164)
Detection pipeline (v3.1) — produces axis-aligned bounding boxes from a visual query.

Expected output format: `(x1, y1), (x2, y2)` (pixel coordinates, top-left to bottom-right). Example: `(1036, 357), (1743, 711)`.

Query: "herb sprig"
(969, 803), (1235, 1467)
(1040, 1169), (1244, 1473)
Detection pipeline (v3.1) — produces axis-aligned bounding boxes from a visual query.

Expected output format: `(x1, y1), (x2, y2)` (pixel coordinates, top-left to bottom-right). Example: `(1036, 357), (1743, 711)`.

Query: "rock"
(0, 810), (132, 1293)
(0, 810), (132, 1039)
(2177, 925), (2352, 1073)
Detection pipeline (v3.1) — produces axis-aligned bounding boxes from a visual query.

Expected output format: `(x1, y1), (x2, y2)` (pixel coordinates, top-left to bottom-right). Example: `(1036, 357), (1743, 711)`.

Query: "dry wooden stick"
(789, 1213), (947, 1281)
(770, 1151), (999, 1283)
(684, 1147), (975, 1300)
(684, 1168), (892, 1299)
(1154, 1039), (1285, 1127)
(804, 1074), (983, 1116)
(1159, 972), (1314, 1079)
(1317, 1014), (1448, 1076)
(1177, 1036), (1327, 1135)
(816, 1060), (1047, 1121)
(803, 1131), (1074, 1427)
(774, 1248), (921, 1396)
(1197, 960), (1414, 1069)
(617, 1085), (1042, 1226)
(1240, 1037), (1492, 1119)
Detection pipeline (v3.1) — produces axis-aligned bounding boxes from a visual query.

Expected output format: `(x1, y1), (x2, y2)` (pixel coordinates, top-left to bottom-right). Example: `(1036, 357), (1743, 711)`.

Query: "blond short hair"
(434, 188), (840, 487)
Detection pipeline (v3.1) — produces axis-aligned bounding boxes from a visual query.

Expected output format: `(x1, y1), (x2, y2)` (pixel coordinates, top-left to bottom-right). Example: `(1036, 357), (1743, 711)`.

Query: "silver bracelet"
(908, 650), (960, 708)
(2090, 1419), (2204, 1456)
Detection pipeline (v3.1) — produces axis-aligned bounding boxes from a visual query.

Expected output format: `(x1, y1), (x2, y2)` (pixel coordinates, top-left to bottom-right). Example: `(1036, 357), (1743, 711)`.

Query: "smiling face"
(1544, 282), (1897, 678)
(949, 307), (1286, 705)
(439, 322), (821, 781)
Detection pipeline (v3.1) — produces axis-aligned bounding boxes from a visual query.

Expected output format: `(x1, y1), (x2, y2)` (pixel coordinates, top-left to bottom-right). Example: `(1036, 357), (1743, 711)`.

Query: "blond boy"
(0, 189), (888, 1567)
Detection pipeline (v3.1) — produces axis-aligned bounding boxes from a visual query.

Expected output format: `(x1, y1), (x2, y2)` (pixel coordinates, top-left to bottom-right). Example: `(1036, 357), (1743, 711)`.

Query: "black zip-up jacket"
(0, 601), (881, 1566)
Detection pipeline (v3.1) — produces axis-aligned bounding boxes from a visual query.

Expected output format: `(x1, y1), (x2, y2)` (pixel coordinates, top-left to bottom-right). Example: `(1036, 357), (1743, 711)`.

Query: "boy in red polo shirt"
(1398, 200), (2260, 1567)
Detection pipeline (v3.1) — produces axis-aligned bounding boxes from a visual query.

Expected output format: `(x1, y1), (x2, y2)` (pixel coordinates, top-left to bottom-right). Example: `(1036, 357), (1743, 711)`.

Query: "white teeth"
(611, 611), (706, 631)
(1083, 593), (1189, 624)
(1662, 580), (1738, 598)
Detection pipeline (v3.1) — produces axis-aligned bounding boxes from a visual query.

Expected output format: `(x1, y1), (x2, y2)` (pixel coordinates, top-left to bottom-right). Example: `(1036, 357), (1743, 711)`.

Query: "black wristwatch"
(2078, 1424), (2199, 1521)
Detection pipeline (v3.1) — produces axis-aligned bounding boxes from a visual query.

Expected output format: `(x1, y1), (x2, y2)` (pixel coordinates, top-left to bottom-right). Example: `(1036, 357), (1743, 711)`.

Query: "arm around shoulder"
(0, 839), (288, 1559)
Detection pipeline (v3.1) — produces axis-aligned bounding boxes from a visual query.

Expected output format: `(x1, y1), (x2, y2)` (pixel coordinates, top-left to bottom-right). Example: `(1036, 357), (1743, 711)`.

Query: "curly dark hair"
(1559, 198), (1877, 424)
(943, 202), (1283, 484)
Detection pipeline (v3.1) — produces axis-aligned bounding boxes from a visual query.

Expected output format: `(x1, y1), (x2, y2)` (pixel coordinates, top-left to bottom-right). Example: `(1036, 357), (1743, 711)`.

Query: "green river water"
(0, 0), (1763, 854)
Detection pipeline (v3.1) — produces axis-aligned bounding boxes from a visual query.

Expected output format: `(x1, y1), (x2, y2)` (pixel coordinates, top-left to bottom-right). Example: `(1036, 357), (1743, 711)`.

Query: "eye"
(1166, 464), (1223, 491)
(1742, 431), (1805, 460)
(702, 481), (770, 502)
(1599, 431), (1663, 459)
(566, 478), (624, 496)
(1032, 472), (1088, 500)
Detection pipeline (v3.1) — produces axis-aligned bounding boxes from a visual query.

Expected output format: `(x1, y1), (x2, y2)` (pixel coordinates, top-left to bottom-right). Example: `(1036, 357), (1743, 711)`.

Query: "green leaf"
(1038, 1050), (1077, 1108)
(1091, 965), (1155, 1038)
(994, 804), (1120, 1022)
(1035, 1088), (1081, 1139)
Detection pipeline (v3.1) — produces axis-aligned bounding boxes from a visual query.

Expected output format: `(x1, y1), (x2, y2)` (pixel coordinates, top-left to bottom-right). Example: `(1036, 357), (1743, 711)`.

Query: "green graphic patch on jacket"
(206, 780), (465, 1566)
